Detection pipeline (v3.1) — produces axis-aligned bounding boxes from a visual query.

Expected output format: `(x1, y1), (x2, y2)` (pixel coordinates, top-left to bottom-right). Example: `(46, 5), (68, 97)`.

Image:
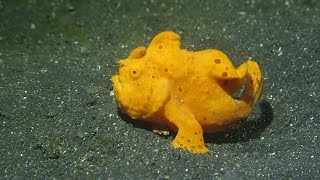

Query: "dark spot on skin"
(225, 67), (229, 70)
(191, 145), (195, 149)
(203, 117), (207, 121)
(178, 87), (183, 92)
(164, 68), (168, 72)
(187, 139), (191, 143)
(181, 136), (184, 139)
(132, 70), (137, 74)
(214, 59), (221, 64)
(158, 45), (163, 49)
(222, 72), (228, 77)
(198, 145), (202, 149)
(120, 64), (125, 67)
(152, 75), (155, 78)
(194, 132), (198, 135)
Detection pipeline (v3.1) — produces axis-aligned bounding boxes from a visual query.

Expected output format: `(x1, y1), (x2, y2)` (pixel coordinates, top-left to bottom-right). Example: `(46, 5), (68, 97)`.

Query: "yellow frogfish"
(111, 31), (263, 153)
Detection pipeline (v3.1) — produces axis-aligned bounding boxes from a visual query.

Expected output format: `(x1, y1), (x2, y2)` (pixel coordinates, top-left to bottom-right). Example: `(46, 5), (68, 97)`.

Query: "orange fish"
(112, 31), (263, 153)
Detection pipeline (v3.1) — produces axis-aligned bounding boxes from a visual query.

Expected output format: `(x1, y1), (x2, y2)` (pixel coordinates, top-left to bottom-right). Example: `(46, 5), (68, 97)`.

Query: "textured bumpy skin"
(111, 31), (263, 153)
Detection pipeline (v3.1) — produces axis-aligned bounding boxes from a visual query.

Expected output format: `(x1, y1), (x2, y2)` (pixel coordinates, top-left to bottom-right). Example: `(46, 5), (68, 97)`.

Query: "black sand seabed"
(0, 0), (319, 179)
